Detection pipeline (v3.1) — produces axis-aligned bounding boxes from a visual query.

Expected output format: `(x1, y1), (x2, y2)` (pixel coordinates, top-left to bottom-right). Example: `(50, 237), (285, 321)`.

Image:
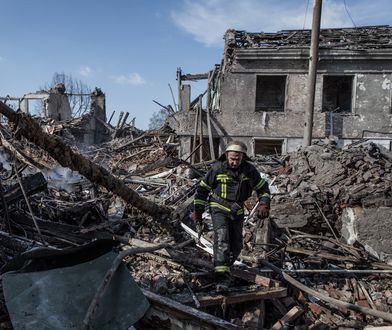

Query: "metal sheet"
(2, 251), (149, 330)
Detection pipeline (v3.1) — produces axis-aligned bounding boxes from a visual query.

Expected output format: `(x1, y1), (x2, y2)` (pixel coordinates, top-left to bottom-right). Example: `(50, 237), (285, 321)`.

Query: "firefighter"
(192, 140), (270, 292)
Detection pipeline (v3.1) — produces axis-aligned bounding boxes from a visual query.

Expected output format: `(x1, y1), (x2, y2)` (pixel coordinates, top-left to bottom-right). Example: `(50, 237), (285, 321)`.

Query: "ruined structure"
(169, 26), (392, 160)
(44, 83), (73, 121)
(1, 83), (72, 121)
(1, 26), (392, 329)
(0, 86), (108, 144)
(0, 93), (392, 328)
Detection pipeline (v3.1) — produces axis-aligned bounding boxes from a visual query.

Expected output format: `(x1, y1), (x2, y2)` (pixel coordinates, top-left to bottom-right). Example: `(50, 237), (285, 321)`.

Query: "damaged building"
(0, 95), (392, 328)
(0, 85), (108, 145)
(169, 25), (392, 160)
(1, 25), (392, 329)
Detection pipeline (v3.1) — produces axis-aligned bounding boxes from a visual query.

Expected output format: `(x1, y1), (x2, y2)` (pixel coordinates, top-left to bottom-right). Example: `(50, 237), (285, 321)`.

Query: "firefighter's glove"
(256, 203), (270, 219)
(191, 211), (203, 224)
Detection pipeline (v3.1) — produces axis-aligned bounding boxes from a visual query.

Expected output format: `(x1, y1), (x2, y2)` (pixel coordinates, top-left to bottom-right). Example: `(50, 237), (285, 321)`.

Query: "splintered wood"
(0, 101), (391, 328)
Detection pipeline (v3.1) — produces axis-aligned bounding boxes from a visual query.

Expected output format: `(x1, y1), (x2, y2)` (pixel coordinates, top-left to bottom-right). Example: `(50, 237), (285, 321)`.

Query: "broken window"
(322, 76), (353, 113)
(255, 76), (286, 112)
(254, 139), (284, 155)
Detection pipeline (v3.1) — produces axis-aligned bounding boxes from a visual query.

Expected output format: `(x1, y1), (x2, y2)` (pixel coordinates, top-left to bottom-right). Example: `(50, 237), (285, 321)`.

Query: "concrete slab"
(341, 207), (392, 264)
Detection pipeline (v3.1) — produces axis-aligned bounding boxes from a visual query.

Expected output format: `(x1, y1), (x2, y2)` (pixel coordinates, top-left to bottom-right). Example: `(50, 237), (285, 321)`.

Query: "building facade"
(169, 26), (392, 160)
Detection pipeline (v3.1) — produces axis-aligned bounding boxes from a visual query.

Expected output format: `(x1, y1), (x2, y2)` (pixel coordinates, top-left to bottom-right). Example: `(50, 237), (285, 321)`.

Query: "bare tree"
(148, 107), (172, 130)
(44, 72), (92, 117)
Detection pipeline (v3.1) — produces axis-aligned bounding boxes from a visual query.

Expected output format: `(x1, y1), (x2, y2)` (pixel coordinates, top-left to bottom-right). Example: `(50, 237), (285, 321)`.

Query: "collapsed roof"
(0, 99), (391, 328)
(225, 25), (392, 50)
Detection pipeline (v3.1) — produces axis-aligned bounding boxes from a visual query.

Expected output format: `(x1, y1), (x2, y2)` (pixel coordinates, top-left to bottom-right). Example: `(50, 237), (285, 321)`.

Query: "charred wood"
(1, 173), (47, 209)
(0, 101), (171, 221)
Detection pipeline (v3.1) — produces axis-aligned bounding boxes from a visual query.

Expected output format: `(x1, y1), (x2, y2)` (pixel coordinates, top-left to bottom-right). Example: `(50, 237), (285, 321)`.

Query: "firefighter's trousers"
(211, 209), (244, 268)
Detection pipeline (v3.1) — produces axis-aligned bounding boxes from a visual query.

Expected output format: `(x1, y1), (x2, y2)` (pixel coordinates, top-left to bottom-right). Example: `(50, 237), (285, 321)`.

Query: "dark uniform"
(193, 158), (270, 279)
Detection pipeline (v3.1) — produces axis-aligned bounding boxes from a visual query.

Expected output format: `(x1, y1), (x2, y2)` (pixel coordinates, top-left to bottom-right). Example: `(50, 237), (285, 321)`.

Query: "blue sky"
(1, 0), (392, 129)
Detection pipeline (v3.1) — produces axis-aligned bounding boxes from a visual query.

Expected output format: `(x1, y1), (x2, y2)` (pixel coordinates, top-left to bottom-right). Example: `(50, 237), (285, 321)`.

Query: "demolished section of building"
(0, 93), (392, 328)
(1, 86), (109, 145)
(169, 25), (392, 161)
(0, 26), (392, 329)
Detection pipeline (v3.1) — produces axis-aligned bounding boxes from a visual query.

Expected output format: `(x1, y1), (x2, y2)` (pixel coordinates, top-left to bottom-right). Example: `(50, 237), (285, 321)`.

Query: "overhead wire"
(303, 0), (357, 29)
(343, 0), (356, 27)
(302, 0), (310, 30)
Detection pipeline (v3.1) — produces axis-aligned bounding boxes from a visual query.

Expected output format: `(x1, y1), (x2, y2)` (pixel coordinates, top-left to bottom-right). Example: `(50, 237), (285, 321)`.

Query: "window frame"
(321, 75), (354, 114)
(252, 137), (286, 156)
(255, 75), (287, 113)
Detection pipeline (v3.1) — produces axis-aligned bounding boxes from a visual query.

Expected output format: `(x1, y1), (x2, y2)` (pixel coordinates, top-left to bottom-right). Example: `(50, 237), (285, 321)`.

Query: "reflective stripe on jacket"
(194, 160), (270, 214)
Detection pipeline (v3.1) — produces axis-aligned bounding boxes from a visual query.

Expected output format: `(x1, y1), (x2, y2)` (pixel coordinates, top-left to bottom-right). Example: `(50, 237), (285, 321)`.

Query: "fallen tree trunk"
(0, 101), (171, 220)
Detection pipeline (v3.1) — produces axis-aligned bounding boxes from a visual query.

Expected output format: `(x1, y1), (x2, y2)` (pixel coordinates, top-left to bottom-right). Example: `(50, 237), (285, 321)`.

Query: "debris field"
(0, 101), (391, 329)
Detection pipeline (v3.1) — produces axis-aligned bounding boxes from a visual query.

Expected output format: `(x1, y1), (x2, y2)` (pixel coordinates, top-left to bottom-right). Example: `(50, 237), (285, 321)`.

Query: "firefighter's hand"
(256, 203), (270, 218)
(191, 211), (203, 224)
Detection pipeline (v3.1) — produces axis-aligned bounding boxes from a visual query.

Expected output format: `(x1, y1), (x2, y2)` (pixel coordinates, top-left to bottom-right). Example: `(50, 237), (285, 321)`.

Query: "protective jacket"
(194, 160), (270, 214)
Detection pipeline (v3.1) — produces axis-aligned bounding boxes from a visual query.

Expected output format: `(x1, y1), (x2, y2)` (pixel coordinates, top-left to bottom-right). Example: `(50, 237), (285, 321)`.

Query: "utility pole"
(303, 0), (322, 147)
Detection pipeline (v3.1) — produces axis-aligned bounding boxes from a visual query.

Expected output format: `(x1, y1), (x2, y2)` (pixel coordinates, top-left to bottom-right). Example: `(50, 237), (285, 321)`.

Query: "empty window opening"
(254, 139), (283, 156)
(322, 76), (353, 113)
(190, 137), (220, 163)
(255, 76), (286, 112)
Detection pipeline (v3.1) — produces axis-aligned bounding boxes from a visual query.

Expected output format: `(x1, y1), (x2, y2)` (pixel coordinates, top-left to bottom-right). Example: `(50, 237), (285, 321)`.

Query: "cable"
(343, 0), (356, 27)
(302, 0), (310, 30)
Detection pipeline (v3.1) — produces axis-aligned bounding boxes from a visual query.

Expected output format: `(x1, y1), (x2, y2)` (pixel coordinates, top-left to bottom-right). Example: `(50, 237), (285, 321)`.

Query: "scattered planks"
(0, 101), (172, 222)
(142, 289), (241, 330)
(271, 306), (304, 330)
(171, 286), (287, 308)
(1, 172), (47, 208)
(285, 246), (360, 263)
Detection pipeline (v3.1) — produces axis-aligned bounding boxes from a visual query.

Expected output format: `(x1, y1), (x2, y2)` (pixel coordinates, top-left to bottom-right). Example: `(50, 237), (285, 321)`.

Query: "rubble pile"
(227, 26), (392, 52)
(259, 142), (392, 235)
(236, 141), (392, 328)
(0, 104), (391, 329)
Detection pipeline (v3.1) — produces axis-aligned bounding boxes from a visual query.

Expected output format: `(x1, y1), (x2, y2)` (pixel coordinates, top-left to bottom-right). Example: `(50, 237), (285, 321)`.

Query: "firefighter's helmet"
(218, 140), (250, 161)
(225, 141), (248, 154)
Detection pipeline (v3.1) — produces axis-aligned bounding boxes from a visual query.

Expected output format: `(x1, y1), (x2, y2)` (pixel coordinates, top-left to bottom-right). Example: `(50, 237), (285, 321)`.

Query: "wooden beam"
(285, 246), (359, 263)
(165, 248), (283, 289)
(254, 218), (271, 258)
(198, 95), (203, 162)
(113, 133), (147, 151)
(0, 101), (172, 220)
(231, 268), (277, 288)
(2, 172), (47, 207)
(180, 73), (209, 81)
(261, 259), (392, 323)
(205, 70), (215, 160)
(142, 289), (240, 330)
(253, 216), (272, 329)
(171, 286), (287, 307)
(271, 298), (288, 316)
(191, 104), (199, 164)
(271, 306), (304, 330)
(9, 210), (107, 244)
